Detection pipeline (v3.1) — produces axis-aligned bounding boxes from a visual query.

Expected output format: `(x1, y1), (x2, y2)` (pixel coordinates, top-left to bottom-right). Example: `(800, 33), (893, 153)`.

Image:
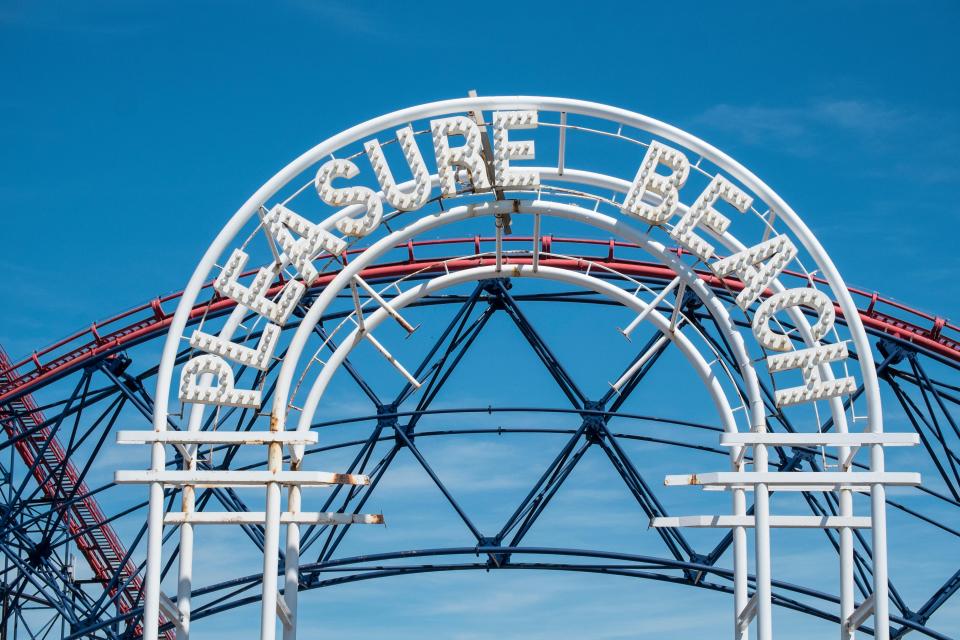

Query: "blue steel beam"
(486, 282), (695, 560)
(0, 373), (90, 535)
(394, 282), (487, 407)
(4, 279), (958, 639)
(309, 443), (400, 562)
(887, 378), (960, 500)
(492, 280), (587, 409)
(398, 301), (496, 434)
(894, 568), (960, 638)
(502, 439), (592, 548)
(595, 422), (697, 561)
(62, 547), (954, 640)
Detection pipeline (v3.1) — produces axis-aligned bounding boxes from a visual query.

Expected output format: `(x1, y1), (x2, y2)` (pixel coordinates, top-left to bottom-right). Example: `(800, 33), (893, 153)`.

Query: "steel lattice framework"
(0, 97), (957, 640)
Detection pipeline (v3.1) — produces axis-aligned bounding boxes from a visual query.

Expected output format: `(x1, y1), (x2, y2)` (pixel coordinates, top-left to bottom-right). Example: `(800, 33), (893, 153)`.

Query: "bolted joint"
(477, 537), (511, 568)
(480, 278), (512, 295)
(877, 339), (911, 366)
(581, 401), (607, 444)
(782, 447), (816, 467)
(684, 552), (711, 584)
(377, 403), (402, 430)
(480, 278), (512, 310)
(680, 288), (703, 314)
(99, 352), (132, 376)
(26, 537), (53, 568)
(379, 403), (415, 444)
(376, 403), (399, 428)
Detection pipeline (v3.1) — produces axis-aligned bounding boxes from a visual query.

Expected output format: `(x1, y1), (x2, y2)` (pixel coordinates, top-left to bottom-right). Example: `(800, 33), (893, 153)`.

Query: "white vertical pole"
(840, 487), (855, 640)
(754, 441), (773, 640)
(829, 392), (855, 640)
(261, 481), (281, 640)
(871, 442), (890, 640)
(733, 483), (749, 640)
(177, 371), (216, 640)
(176, 485), (194, 640)
(144, 440), (165, 640)
(283, 480), (301, 640)
(260, 432), (283, 640)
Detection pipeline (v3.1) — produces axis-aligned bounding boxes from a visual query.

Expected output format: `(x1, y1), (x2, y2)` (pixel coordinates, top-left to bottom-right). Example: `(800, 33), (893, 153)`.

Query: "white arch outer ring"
(152, 96), (880, 438)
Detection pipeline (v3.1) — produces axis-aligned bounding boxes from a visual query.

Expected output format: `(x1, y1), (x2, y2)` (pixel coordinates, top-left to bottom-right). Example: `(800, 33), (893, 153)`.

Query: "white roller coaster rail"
(116, 95), (921, 640)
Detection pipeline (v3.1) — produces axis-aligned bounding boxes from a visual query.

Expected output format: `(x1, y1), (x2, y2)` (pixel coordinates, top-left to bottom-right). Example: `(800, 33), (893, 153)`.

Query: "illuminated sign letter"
(670, 176), (752, 261)
(315, 159), (384, 238)
(493, 110), (539, 188)
(767, 343), (856, 407)
(712, 235), (798, 309)
(214, 248), (305, 325)
(430, 116), (492, 196)
(752, 288), (836, 352)
(621, 141), (690, 224)
(263, 204), (346, 284)
(188, 324), (280, 372)
(364, 126), (432, 211)
(179, 354), (261, 408)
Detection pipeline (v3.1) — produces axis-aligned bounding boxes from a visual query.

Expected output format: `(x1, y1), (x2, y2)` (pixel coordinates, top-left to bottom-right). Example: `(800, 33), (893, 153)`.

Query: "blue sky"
(1, 0), (959, 355)
(1, 1), (959, 638)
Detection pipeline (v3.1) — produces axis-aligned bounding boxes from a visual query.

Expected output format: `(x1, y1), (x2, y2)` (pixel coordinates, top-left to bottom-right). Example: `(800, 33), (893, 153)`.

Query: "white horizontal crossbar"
(665, 472), (921, 488)
(115, 470), (370, 487)
(164, 511), (384, 525)
(719, 432), (919, 448)
(650, 515), (872, 528)
(702, 484), (872, 493)
(116, 430), (319, 445)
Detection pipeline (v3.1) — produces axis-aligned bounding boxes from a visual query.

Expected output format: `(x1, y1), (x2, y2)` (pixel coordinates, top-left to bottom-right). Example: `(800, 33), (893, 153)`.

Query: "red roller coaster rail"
(0, 236), (956, 638)
(0, 236), (955, 409)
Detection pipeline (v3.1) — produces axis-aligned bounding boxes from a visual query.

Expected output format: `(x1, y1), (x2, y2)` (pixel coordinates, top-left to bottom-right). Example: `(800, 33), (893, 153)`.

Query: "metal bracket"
(276, 593), (293, 629)
(157, 592), (185, 632)
(846, 593), (876, 632)
(738, 592), (759, 632)
(352, 275), (418, 336)
(467, 89), (510, 232)
(619, 277), (681, 340)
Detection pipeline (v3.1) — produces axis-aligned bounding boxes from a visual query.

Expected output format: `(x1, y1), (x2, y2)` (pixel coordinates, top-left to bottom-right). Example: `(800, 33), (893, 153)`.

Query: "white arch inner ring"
(294, 263), (740, 448)
(272, 199), (768, 444)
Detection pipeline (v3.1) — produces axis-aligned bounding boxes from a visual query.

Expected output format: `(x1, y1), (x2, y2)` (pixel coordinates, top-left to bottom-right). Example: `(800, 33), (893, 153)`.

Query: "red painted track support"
(0, 346), (175, 639)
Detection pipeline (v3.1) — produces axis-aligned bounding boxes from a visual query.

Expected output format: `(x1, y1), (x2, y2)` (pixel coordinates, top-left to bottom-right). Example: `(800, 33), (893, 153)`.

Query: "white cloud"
(691, 99), (912, 154)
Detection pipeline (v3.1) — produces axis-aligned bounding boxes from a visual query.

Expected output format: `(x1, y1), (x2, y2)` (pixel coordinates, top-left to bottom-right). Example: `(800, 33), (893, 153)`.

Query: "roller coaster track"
(0, 347), (176, 640)
(1, 236), (957, 409)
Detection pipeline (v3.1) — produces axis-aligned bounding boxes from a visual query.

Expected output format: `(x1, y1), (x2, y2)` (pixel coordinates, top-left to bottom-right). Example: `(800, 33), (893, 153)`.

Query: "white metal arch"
(150, 97), (881, 433)
(132, 97), (916, 640)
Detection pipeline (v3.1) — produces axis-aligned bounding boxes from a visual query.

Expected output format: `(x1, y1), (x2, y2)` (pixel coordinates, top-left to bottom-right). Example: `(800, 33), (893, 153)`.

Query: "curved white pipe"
(296, 264), (739, 436)
(272, 199), (763, 440)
